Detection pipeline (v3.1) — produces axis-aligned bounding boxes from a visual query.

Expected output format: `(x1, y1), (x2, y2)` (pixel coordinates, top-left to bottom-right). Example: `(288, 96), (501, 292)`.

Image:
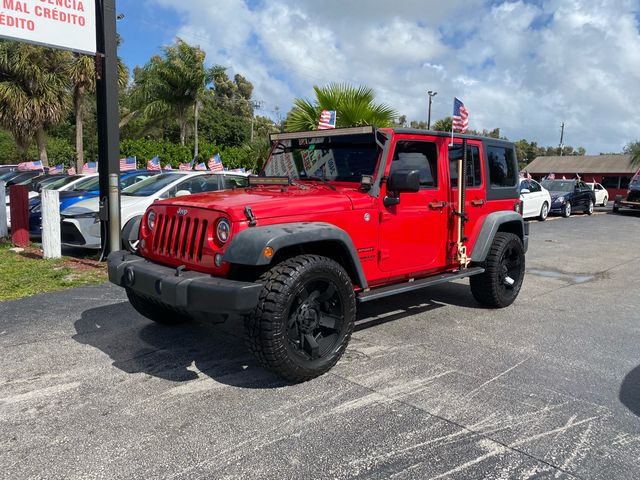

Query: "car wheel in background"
(586, 200), (594, 215)
(538, 202), (549, 221)
(562, 203), (571, 218)
(612, 204), (619, 213)
(121, 217), (142, 253)
(602, 197), (608, 207)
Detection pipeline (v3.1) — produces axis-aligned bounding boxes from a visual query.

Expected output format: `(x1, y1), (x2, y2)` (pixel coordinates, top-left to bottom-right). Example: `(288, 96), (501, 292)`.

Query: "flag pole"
(450, 98), (455, 146)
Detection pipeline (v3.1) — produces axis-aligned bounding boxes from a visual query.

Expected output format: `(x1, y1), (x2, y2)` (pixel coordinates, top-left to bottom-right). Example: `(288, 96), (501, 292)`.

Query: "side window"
(449, 144), (482, 188)
(487, 146), (517, 188)
(390, 140), (438, 188)
(520, 180), (530, 191)
(529, 180), (542, 193)
(221, 175), (249, 190)
(175, 177), (205, 194)
(595, 184), (602, 191)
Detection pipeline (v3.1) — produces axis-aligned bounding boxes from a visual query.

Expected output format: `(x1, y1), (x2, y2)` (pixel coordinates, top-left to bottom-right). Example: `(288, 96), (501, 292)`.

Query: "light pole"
(427, 90), (437, 130)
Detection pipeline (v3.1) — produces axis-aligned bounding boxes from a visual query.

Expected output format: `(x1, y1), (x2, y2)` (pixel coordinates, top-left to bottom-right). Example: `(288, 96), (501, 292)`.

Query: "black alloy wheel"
(245, 254), (356, 383)
(470, 232), (525, 308)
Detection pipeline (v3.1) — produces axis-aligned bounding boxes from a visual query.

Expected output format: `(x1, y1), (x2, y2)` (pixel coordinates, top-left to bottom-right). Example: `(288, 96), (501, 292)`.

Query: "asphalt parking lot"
(1, 210), (639, 479)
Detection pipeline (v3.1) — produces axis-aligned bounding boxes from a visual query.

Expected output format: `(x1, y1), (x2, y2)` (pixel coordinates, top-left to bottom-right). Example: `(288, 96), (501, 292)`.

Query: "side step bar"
(357, 267), (485, 303)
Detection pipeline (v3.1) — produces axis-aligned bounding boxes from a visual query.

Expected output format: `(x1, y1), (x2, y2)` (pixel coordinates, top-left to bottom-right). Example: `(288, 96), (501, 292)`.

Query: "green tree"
(0, 41), (72, 166)
(431, 117), (452, 132)
(132, 39), (214, 152)
(286, 83), (395, 131)
(624, 141), (640, 167)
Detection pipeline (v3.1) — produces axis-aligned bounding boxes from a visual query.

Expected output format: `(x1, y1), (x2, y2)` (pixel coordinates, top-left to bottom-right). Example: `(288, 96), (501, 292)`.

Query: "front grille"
(152, 212), (209, 262)
(627, 188), (640, 202)
(61, 222), (85, 245)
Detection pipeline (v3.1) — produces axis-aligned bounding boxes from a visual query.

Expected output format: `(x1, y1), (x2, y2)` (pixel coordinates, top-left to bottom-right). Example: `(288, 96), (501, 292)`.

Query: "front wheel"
(538, 202), (549, 221)
(586, 199), (594, 215)
(561, 202), (572, 218)
(470, 232), (525, 308)
(245, 255), (356, 383)
(602, 197), (608, 207)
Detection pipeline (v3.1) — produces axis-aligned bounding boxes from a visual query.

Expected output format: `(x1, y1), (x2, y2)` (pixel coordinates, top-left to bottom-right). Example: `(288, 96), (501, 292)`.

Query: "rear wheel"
(245, 254), (356, 383)
(602, 196), (608, 207)
(538, 202), (549, 221)
(126, 288), (191, 325)
(561, 202), (572, 218)
(586, 199), (594, 215)
(470, 232), (525, 308)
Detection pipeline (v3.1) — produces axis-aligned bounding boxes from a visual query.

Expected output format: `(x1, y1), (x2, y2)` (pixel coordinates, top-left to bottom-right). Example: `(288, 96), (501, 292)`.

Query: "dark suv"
(542, 179), (596, 218)
(109, 126), (528, 382)
(613, 174), (640, 213)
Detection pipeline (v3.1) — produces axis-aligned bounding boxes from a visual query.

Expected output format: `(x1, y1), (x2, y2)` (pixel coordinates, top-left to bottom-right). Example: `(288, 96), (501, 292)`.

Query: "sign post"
(0, 0), (121, 255)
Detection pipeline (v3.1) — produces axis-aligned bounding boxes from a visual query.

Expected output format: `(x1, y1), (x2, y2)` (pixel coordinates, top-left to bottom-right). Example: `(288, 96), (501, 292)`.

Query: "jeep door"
(378, 137), (449, 273)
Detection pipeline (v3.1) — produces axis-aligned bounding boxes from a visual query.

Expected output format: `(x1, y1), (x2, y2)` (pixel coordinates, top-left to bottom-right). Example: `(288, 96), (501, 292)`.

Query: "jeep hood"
(152, 185), (369, 221)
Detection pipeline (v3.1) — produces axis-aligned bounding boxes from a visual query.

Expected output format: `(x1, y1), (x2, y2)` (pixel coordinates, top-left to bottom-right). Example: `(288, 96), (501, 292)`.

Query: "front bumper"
(61, 217), (101, 249)
(108, 251), (262, 315)
(614, 195), (640, 210)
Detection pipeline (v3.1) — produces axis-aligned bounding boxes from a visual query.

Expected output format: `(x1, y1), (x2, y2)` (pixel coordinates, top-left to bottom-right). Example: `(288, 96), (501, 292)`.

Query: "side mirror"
(520, 188), (530, 194)
(174, 190), (191, 197)
(387, 170), (420, 193)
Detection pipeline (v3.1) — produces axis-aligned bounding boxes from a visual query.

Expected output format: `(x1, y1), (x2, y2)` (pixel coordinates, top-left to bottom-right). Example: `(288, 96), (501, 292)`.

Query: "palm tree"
(132, 39), (214, 153)
(625, 141), (640, 167)
(0, 40), (72, 166)
(286, 83), (396, 132)
(69, 49), (128, 170)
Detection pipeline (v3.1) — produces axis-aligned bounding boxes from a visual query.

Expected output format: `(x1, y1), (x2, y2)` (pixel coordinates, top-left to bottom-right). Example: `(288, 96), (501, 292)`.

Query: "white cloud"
(148, 0), (640, 153)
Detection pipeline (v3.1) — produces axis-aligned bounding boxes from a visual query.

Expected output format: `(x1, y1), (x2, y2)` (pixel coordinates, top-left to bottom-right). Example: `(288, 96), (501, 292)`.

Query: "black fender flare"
(223, 222), (368, 288)
(121, 216), (142, 244)
(471, 211), (528, 262)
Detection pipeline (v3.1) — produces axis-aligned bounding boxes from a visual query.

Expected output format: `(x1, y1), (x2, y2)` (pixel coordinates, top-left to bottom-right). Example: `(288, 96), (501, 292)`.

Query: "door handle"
(471, 199), (486, 207)
(429, 201), (447, 210)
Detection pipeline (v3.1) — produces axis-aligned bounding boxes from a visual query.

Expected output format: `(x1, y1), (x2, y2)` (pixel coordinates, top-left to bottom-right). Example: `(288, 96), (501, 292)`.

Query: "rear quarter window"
(484, 143), (519, 200)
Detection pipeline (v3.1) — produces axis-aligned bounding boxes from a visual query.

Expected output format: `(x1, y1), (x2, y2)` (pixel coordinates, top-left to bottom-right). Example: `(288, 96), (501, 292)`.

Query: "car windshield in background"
(70, 176), (99, 191)
(263, 133), (380, 182)
(221, 175), (249, 189)
(44, 175), (82, 190)
(122, 172), (186, 196)
(542, 180), (574, 192)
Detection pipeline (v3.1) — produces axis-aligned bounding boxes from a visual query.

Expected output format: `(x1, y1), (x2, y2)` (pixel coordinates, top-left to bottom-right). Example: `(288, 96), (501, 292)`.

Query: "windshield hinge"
(244, 206), (257, 227)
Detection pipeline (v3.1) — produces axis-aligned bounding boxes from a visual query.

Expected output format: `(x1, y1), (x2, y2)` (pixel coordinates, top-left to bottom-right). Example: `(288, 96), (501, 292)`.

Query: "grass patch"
(0, 240), (107, 302)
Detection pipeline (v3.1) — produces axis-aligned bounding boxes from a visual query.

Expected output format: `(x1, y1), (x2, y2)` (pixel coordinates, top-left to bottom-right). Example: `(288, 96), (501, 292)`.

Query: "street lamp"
(427, 90), (437, 130)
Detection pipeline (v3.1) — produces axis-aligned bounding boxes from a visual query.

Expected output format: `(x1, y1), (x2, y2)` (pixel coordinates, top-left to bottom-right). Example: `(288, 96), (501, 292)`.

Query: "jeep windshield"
(541, 180), (574, 192)
(263, 133), (380, 182)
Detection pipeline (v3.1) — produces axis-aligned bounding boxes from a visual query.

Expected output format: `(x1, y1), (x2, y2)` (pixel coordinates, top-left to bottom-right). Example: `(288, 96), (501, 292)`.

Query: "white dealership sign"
(0, 0), (96, 54)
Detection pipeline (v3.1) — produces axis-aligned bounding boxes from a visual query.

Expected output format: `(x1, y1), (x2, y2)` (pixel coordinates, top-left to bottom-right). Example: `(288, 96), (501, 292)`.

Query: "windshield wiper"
(306, 176), (337, 191)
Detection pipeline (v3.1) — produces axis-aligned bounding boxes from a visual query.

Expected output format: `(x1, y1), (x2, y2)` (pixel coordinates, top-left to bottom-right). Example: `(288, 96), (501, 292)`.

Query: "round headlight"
(216, 218), (231, 243)
(557, 196), (565, 203)
(147, 210), (156, 230)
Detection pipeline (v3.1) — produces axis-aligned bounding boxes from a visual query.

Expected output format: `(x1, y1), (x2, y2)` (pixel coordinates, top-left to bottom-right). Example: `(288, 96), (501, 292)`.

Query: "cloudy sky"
(117, 0), (640, 154)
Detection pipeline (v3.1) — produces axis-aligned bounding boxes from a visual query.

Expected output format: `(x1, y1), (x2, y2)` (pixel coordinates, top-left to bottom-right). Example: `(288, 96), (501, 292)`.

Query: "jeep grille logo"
(177, 208), (188, 216)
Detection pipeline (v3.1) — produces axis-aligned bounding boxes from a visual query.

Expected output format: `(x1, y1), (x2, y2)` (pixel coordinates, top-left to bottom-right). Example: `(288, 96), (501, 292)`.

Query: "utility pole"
(427, 90), (437, 130)
(95, 0), (121, 254)
(559, 122), (565, 156)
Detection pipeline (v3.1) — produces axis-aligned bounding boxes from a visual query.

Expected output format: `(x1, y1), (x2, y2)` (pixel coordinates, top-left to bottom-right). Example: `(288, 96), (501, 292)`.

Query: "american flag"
(208, 153), (224, 172)
(179, 160), (194, 171)
(147, 156), (161, 171)
(48, 164), (64, 174)
(17, 160), (44, 171)
(452, 98), (469, 133)
(68, 166), (76, 175)
(318, 110), (337, 130)
(82, 162), (98, 174)
(195, 162), (207, 171)
(228, 167), (246, 173)
(120, 156), (137, 171)
(163, 163), (173, 170)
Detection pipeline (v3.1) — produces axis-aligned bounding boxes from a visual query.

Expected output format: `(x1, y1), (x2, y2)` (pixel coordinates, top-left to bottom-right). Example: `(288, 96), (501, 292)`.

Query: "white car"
(519, 178), (552, 221)
(5, 174), (98, 228)
(61, 171), (249, 251)
(586, 182), (609, 206)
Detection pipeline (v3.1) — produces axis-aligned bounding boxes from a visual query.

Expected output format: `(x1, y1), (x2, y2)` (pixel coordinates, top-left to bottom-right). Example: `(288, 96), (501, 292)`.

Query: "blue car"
(29, 170), (159, 238)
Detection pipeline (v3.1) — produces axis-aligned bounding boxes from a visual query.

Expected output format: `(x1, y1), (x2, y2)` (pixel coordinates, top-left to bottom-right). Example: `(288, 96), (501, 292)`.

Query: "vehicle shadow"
(619, 365), (640, 417)
(72, 282), (480, 388)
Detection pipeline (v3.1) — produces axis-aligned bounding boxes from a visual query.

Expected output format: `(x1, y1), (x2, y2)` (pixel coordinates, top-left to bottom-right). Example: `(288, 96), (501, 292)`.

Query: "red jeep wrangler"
(108, 126), (528, 382)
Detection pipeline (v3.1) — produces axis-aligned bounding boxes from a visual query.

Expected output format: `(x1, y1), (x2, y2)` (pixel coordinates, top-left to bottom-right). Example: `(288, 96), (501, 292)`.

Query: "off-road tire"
(538, 202), (549, 221)
(561, 202), (572, 218)
(245, 254), (356, 383)
(586, 199), (594, 215)
(126, 288), (191, 325)
(612, 204), (619, 213)
(470, 232), (525, 308)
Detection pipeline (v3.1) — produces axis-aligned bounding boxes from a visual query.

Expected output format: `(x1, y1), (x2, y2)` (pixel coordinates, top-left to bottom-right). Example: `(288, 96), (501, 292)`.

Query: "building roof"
(527, 154), (637, 174)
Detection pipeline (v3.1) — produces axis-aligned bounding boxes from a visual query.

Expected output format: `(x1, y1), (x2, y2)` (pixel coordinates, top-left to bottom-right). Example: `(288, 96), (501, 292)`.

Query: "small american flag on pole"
(68, 166), (76, 175)
(195, 162), (207, 171)
(318, 110), (337, 130)
(179, 160), (194, 171)
(147, 156), (162, 171)
(48, 164), (64, 174)
(208, 153), (224, 172)
(120, 156), (137, 171)
(18, 160), (44, 171)
(82, 162), (98, 174)
(452, 98), (469, 133)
